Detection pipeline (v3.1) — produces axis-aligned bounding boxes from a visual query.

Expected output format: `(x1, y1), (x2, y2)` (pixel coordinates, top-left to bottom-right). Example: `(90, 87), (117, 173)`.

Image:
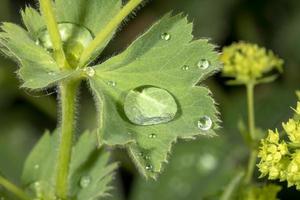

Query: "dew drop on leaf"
(36, 23), (94, 67)
(160, 32), (171, 41)
(197, 116), (212, 131)
(149, 133), (157, 139)
(83, 67), (95, 77)
(47, 71), (56, 76)
(107, 80), (116, 87)
(80, 175), (91, 188)
(145, 164), (153, 171)
(181, 65), (189, 71)
(124, 87), (178, 125)
(197, 59), (210, 70)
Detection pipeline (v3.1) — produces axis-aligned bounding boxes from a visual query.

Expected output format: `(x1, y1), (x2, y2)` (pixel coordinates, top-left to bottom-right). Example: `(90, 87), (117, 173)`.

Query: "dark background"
(0, 0), (299, 199)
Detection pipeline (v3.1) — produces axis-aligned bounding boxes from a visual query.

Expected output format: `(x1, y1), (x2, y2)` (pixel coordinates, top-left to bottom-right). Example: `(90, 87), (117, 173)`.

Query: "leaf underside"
(89, 13), (221, 178)
(22, 130), (117, 200)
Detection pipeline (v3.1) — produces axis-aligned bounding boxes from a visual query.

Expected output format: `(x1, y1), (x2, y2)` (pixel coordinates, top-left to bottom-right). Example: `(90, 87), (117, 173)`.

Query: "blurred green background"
(0, 0), (299, 199)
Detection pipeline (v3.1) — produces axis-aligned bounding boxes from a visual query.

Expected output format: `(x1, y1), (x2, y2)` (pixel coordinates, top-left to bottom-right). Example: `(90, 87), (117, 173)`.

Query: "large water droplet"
(83, 67), (95, 77)
(197, 59), (210, 70)
(124, 87), (178, 125)
(197, 116), (212, 131)
(37, 23), (94, 67)
(80, 176), (91, 188)
(161, 33), (171, 41)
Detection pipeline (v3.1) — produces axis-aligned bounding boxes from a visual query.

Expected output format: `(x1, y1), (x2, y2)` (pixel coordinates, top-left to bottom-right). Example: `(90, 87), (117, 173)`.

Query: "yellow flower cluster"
(220, 42), (283, 84)
(258, 102), (300, 189)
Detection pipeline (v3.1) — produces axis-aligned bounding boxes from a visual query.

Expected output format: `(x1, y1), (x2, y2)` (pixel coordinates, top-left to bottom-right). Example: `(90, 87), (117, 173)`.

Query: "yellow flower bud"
(220, 42), (283, 84)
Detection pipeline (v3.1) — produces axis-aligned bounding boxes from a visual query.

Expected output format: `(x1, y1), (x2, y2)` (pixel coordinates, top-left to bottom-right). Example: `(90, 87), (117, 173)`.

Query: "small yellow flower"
(220, 42), (283, 84)
(283, 119), (300, 143)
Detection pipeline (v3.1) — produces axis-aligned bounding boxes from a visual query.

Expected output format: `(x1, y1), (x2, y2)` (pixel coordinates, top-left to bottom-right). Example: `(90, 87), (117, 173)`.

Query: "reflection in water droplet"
(80, 176), (91, 188)
(197, 153), (217, 173)
(36, 23), (94, 67)
(84, 67), (95, 77)
(107, 81), (116, 87)
(124, 87), (178, 125)
(197, 116), (212, 131)
(197, 59), (210, 69)
(181, 65), (189, 71)
(161, 33), (171, 41)
(149, 133), (157, 139)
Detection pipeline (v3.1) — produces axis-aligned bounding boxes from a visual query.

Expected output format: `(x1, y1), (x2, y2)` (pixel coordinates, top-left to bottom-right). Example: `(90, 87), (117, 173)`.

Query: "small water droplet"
(47, 71), (56, 76)
(161, 33), (171, 41)
(34, 164), (40, 170)
(124, 87), (178, 125)
(107, 81), (116, 87)
(145, 164), (153, 171)
(149, 133), (157, 139)
(84, 67), (95, 77)
(197, 59), (210, 69)
(181, 65), (189, 71)
(80, 176), (91, 188)
(197, 116), (212, 131)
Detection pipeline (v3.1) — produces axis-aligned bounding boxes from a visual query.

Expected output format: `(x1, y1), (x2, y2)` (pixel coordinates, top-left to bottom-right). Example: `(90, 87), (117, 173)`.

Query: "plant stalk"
(244, 82), (257, 183)
(0, 175), (31, 200)
(39, 0), (69, 69)
(55, 81), (79, 199)
(79, 0), (143, 67)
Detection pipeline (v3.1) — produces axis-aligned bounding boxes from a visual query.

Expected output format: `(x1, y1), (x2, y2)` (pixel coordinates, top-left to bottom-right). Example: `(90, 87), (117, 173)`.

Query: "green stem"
(55, 81), (79, 199)
(79, 0), (143, 67)
(0, 175), (31, 200)
(220, 171), (245, 200)
(39, 0), (69, 69)
(244, 82), (257, 183)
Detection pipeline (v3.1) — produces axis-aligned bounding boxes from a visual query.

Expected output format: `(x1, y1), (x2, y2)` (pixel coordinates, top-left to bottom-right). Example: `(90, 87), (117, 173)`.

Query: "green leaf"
(55, 0), (121, 36)
(130, 138), (237, 200)
(21, 130), (58, 187)
(69, 133), (118, 200)
(21, 7), (45, 39)
(89, 13), (221, 178)
(22, 130), (117, 199)
(0, 23), (74, 89)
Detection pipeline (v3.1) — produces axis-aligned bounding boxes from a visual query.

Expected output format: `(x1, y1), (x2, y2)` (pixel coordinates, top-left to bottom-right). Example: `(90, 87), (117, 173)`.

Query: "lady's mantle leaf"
(22, 130), (117, 199)
(0, 23), (74, 89)
(89, 13), (221, 178)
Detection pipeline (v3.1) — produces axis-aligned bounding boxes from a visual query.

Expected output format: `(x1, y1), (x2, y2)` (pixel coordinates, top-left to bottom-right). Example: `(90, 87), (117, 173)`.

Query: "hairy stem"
(244, 83), (257, 183)
(39, 0), (69, 69)
(79, 0), (143, 67)
(0, 175), (31, 200)
(55, 81), (79, 199)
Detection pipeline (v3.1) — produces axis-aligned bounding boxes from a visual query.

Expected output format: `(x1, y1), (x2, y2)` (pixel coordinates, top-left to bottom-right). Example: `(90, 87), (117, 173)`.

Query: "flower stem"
(79, 0), (143, 67)
(39, 0), (69, 69)
(244, 82), (257, 183)
(0, 175), (31, 200)
(55, 80), (79, 199)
